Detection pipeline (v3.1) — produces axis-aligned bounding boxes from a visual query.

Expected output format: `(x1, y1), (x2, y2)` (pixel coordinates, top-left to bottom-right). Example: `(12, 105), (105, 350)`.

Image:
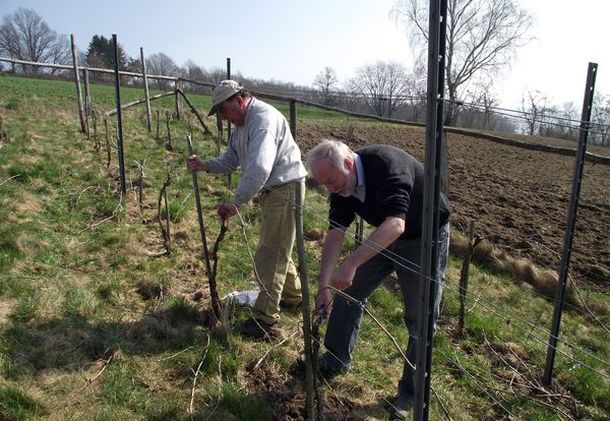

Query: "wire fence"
(3, 55), (610, 149)
(2, 54), (608, 419)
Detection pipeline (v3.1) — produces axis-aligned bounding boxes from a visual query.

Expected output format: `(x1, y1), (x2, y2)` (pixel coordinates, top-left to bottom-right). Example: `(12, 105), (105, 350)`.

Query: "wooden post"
(83, 69), (91, 138)
(295, 180), (316, 420)
(175, 80), (183, 120)
(92, 109), (99, 152)
(165, 111), (173, 151)
(216, 113), (223, 156)
(156, 109), (160, 139)
(458, 221), (478, 335)
(175, 88), (213, 135)
(137, 159), (145, 215)
(186, 134), (221, 320)
(164, 183), (171, 246)
(104, 118), (111, 167)
(70, 34), (87, 134)
(84, 69), (92, 113)
(140, 47), (152, 132)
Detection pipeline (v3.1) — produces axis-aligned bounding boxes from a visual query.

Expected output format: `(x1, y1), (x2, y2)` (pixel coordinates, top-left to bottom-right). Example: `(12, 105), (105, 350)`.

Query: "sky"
(1, 0), (609, 110)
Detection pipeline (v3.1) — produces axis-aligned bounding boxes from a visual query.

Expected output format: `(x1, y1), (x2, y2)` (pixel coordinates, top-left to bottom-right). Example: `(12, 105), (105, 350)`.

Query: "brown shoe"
(239, 317), (285, 342)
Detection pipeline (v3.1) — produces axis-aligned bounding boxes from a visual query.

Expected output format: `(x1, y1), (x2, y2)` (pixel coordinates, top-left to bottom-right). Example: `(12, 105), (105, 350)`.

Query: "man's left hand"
(217, 202), (238, 221)
(331, 261), (357, 290)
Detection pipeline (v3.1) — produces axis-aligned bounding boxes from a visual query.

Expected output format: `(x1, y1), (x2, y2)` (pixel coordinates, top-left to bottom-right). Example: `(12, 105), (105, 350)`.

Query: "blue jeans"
(322, 224), (450, 396)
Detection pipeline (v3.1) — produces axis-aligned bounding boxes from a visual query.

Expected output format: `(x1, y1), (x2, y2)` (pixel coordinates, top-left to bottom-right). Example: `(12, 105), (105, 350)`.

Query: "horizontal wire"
(183, 127), (609, 370)
(106, 102), (610, 381)
(235, 203), (610, 380)
(435, 350), (519, 418)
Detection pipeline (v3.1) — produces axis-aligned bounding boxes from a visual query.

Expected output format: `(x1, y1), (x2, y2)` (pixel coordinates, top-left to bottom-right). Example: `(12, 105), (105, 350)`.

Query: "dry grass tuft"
(450, 234), (575, 303)
(0, 299), (17, 323)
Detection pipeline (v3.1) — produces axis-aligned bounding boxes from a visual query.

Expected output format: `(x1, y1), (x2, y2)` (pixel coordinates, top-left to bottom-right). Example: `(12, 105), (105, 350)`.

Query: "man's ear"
(344, 157), (354, 172)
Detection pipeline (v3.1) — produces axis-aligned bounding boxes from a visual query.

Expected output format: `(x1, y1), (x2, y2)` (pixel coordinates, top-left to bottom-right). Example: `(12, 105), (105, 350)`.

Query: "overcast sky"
(2, 0), (609, 110)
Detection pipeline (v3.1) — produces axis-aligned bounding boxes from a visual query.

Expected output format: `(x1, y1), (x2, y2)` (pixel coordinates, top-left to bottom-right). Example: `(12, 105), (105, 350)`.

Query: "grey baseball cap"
(208, 80), (243, 116)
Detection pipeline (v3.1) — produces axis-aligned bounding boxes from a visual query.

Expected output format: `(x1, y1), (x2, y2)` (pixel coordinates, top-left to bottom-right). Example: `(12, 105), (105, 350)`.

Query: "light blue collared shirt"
(352, 153), (366, 203)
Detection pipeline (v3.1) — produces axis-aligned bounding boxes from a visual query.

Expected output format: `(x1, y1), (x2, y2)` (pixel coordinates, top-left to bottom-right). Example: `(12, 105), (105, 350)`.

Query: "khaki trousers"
(252, 180), (304, 324)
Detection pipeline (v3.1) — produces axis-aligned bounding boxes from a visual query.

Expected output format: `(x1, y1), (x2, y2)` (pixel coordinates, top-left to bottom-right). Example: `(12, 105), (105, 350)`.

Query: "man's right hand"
(186, 155), (205, 172)
(316, 288), (332, 318)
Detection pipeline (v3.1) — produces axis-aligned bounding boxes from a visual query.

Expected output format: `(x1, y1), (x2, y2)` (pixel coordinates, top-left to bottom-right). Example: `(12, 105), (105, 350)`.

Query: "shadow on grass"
(3, 302), (212, 379)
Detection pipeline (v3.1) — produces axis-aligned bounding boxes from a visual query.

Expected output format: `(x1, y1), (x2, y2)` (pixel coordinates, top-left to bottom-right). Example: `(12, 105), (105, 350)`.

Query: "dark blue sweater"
(328, 145), (451, 239)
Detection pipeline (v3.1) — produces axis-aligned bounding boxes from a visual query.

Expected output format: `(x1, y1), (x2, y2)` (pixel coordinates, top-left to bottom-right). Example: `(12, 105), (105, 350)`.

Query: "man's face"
(218, 96), (244, 126)
(312, 156), (356, 197)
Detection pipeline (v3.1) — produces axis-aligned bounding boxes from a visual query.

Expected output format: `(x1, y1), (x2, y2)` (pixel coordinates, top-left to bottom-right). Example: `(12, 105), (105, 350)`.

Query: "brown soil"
(296, 121), (610, 292)
(243, 361), (354, 420)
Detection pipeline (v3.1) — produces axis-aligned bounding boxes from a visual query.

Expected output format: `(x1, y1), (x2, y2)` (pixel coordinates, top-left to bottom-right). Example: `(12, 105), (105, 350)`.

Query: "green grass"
(0, 386), (45, 419)
(0, 74), (608, 420)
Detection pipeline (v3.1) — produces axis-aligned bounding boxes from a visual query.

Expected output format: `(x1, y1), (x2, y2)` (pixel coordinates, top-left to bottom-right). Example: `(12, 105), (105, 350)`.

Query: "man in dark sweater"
(305, 139), (451, 418)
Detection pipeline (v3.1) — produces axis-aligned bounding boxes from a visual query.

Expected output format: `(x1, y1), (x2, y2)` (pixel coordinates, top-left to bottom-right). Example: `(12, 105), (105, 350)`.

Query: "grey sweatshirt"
(204, 97), (307, 206)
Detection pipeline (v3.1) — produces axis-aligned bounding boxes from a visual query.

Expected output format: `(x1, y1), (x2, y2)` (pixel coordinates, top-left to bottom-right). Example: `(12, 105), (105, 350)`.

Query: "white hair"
(305, 138), (353, 176)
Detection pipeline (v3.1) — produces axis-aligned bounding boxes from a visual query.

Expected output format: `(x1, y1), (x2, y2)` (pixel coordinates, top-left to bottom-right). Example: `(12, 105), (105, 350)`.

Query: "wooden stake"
(92, 109), (99, 152)
(140, 47), (152, 132)
(186, 135), (221, 320)
(156, 109), (160, 139)
(165, 111), (173, 151)
(137, 160), (145, 215)
(458, 221), (481, 335)
(104, 119), (111, 167)
(70, 34), (87, 134)
(174, 80), (183, 120)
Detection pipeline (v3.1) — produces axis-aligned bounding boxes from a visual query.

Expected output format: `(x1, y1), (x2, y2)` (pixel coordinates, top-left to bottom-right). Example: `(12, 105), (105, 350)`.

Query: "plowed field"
(297, 121), (610, 292)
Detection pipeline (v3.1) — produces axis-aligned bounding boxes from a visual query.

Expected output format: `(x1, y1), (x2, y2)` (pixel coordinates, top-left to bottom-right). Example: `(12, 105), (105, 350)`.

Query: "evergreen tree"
(85, 35), (127, 70)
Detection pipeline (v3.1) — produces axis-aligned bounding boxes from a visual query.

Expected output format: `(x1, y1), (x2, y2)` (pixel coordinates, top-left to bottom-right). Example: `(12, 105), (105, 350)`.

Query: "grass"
(0, 74), (609, 420)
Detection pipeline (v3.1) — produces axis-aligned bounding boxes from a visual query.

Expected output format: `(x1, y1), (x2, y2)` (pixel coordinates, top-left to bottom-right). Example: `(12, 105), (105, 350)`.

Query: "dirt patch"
(14, 193), (43, 214)
(243, 361), (355, 420)
(296, 121), (610, 292)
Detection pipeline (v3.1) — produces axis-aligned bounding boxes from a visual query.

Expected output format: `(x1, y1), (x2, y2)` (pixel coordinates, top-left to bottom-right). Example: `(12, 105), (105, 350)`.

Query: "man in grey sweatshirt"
(187, 80), (307, 340)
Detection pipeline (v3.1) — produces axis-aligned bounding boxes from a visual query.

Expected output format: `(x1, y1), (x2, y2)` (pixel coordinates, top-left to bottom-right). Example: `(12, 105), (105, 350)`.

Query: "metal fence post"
(112, 34), (127, 195)
(543, 62), (598, 386)
(415, 0), (447, 419)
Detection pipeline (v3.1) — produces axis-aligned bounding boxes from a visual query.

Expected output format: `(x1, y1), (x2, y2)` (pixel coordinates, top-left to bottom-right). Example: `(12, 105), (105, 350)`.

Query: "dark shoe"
(239, 317), (285, 342)
(297, 352), (348, 380)
(385, 391), (415, 420)
(280, 299), (302, 314)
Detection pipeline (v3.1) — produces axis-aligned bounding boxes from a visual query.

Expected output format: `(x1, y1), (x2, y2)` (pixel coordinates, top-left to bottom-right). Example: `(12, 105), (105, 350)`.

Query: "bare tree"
(313, 67), (339, 105)
(591, 94), (610, 147)
(346, 61), (411, 118)
(392, 0), (533, 126)
(521, 89), (549, 136)
(458, 80), (499, 130)
(206, 67), (228, 85)
(182, 60), (207, 92)
(0, 7), (70, 73)
(146, 52), (180, 90)
(538, 102), (579, 141)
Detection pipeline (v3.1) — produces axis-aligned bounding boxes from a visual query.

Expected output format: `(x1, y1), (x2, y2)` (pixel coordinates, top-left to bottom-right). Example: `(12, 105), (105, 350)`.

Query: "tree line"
(1, 5), (608, 147)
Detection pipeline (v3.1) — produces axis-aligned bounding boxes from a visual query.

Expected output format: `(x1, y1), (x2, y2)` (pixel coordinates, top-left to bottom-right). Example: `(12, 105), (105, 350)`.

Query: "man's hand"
(316, 288), (332, 318)
(331, 260), (357, 290)
(186, 155), (205, 172)
(217, 202), (238, 221)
